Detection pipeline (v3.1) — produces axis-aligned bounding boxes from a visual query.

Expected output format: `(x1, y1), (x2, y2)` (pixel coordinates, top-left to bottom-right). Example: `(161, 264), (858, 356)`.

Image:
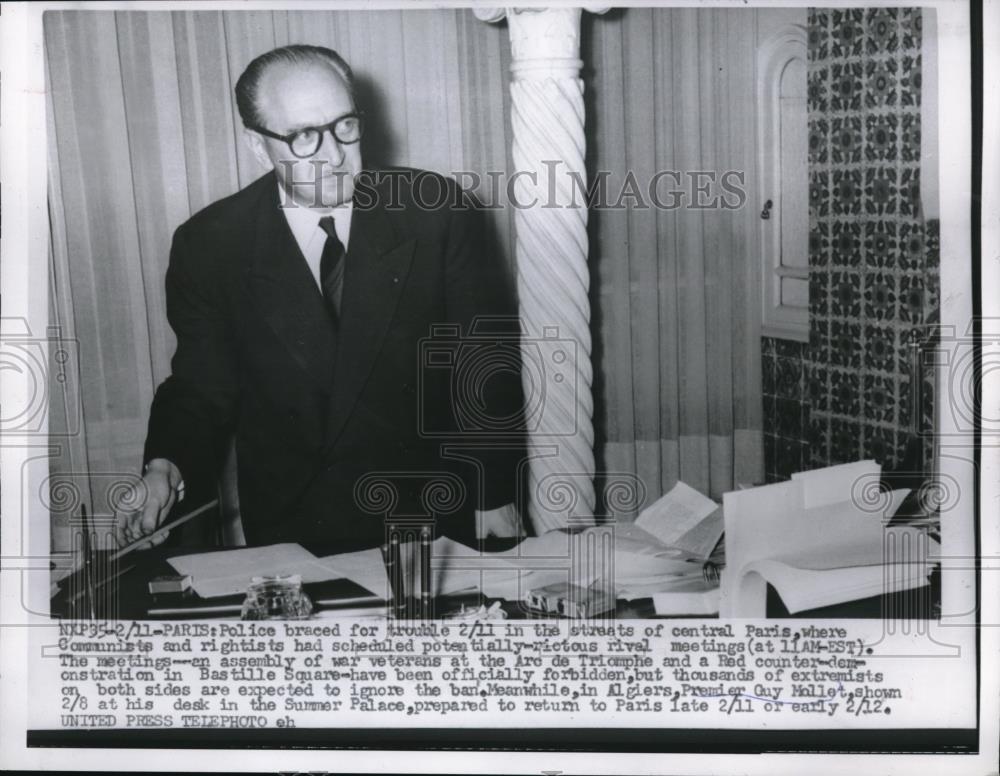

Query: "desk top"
(50, 540), (940, 621)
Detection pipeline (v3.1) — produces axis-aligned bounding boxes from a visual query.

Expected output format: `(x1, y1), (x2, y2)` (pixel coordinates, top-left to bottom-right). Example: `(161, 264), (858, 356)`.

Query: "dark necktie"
(318, 216), (345, 323)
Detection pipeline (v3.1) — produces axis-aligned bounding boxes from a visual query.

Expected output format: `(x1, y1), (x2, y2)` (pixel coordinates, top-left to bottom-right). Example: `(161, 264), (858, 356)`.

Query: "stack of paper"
(309, 526), (706, 604)
(168, 543), (347, 599)
(651, 576), (722, 616)
(165, 508), (722, 608)
(720, 461), (938, 617)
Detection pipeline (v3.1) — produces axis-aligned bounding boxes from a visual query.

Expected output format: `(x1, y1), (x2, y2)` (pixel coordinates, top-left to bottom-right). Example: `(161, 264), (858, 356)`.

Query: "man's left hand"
(475, 503), (522, 539)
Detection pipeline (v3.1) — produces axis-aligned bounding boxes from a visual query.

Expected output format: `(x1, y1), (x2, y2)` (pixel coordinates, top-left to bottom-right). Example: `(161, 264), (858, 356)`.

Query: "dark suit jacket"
(144, 169), (524, 551)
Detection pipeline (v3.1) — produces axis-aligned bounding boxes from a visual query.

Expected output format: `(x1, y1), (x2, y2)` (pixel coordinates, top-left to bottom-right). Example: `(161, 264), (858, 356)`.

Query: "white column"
(476, 7), (605, 533)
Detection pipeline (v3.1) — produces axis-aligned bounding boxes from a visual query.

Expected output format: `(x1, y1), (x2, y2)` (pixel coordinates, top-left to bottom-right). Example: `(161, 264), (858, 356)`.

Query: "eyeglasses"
(250, 112), (365, 158)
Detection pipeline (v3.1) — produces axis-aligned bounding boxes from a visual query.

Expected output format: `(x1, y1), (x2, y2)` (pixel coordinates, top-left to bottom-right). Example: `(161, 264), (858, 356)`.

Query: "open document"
(720, 461), (938, 617)
(634, 481), (725, 560)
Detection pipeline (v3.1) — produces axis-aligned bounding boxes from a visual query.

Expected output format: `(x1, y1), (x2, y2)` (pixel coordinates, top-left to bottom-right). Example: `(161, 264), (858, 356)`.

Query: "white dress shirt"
(281, 203), (353, 290)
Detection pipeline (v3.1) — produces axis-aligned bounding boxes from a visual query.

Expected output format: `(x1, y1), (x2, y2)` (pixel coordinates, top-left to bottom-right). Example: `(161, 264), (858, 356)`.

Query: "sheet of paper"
(423, 532), (697, 599)
(616, 570), (709, 601)
(168, 543), (339, 598)
(792, 459), (880, 509)
(315, 548), (390, 599)
(760, 488), (910, 568)
(503, 530), (577, 558)
(573, 524), (700, 583)
(425, 536), (515, 596)
(720, 479), (804, 616)
(651, 577), (721, 614)
(611, 523), (692, 559)
(635, 481), (719, 547)
(480, 568), (574, 601)
(671, 507), (725, 560)
(313, 532), (710, 604)
(721, 481), (923, 616)
(442, 532), (608, 600)
(745, 558), (932, 614)
(323, 538), (526, 599)
(789, 524), (936, 572)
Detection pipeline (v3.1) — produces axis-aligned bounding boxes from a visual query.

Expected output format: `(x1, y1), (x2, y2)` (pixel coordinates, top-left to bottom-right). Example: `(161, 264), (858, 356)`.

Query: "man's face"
(248, 62), (362, 209)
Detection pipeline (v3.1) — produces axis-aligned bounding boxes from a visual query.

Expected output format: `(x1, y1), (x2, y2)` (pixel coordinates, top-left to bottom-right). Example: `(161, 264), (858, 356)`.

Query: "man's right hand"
(115, 458), (184, 550)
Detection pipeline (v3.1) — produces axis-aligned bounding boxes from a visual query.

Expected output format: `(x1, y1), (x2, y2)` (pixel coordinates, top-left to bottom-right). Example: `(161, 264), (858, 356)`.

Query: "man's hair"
(235, 44), (354, 128)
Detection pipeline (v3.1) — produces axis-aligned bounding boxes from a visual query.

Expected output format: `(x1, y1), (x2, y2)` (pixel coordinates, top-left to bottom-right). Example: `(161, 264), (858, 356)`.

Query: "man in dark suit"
(118, 45), (524, 552)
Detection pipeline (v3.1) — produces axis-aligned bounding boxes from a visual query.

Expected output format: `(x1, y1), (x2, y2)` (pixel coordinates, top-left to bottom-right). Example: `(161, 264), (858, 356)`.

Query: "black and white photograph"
(0, 0), (995, 773)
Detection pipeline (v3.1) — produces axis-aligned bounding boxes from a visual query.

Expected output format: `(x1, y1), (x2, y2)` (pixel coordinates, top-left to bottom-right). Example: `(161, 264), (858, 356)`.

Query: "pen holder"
(241, 574), (313, 620)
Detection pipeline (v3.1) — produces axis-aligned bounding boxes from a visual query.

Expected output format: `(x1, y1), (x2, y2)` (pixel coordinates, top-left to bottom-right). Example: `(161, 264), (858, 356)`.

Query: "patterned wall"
(763, 7), (939, 482)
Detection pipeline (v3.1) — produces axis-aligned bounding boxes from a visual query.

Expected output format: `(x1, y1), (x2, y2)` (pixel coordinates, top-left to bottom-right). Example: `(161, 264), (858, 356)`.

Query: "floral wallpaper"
(763, 7), (939, 482)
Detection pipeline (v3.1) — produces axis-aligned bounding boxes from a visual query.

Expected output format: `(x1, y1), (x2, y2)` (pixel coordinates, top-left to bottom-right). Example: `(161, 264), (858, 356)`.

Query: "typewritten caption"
(37, 618), (949, 730)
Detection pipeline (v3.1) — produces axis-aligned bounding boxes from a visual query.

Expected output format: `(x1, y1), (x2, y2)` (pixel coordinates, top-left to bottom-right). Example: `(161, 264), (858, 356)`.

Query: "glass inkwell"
(241, 574), (313, 620)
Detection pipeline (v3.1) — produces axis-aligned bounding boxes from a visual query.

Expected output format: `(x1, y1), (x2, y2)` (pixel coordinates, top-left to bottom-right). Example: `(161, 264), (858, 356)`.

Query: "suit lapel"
(244, 178), (337, 392)
(325, 181), (415, 449)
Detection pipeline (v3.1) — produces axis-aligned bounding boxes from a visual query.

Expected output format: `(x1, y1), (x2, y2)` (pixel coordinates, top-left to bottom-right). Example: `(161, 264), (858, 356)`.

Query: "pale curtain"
(586, 9), (764, 507)
(45, 8), (762, 548)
